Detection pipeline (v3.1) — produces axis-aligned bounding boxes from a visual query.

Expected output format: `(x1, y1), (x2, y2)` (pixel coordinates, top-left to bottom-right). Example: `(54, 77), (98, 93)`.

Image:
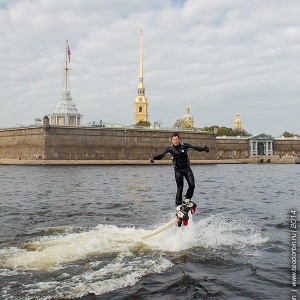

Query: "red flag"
(68, 45), (71, 62)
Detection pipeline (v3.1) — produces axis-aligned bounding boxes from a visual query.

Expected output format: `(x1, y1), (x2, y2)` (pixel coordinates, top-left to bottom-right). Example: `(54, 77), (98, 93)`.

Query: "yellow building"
(233, 111), (242, 131)
(134, 29), (148, 124)
(181, 105), (194, 128)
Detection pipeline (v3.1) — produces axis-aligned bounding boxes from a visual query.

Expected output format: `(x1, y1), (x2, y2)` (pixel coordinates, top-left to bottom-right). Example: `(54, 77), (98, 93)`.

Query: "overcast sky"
(0, 0), (299, 136)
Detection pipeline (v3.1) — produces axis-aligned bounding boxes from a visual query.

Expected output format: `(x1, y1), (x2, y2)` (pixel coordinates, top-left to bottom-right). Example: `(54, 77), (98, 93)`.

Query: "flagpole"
(65, 40), (70, 90)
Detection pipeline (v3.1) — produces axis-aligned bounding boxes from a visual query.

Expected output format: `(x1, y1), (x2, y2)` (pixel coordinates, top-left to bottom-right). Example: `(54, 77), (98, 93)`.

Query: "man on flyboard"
(150, 132), (209, 226)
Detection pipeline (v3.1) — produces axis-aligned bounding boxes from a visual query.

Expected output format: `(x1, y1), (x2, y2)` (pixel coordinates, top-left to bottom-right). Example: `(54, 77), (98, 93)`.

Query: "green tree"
(201, 125), (218, 132)
(202, 125), (251, 136)
(136, 120), (151, 127)
(282, 131), (295, 137)
(172, 119), (183, 130)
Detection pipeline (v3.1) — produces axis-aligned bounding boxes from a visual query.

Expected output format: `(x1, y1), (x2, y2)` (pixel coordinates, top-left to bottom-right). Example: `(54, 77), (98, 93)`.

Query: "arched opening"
(139, 107), (143, 112)
(257, 142), (265, 155)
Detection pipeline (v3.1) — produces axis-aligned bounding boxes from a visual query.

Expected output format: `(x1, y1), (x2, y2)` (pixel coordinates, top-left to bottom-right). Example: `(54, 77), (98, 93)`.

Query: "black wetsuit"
(153, 143), (208, 205)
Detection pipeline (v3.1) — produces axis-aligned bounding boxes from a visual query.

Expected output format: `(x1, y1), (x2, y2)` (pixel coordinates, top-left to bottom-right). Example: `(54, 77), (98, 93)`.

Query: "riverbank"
(0, 159), (245, 165)
(0, 156), (296, 165)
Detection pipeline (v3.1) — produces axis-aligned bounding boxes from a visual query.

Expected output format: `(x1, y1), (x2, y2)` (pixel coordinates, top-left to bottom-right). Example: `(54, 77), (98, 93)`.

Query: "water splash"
(1, 214), (267, 269)
(2, 225), (145, 270)
(140, 213), (268, 254)
(0, 214), (268, 299)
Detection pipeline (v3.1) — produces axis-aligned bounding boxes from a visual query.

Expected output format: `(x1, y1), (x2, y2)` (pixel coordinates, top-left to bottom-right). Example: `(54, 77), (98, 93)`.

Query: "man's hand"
(149, 157), (154, 163)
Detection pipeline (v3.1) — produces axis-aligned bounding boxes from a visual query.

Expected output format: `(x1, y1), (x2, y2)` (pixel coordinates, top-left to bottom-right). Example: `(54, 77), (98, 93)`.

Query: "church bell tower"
(233, 111), (242, 131)
(134, 29), (148, 124)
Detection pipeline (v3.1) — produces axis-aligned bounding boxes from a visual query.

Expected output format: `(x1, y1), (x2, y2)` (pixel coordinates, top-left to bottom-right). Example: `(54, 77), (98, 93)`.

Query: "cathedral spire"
(139, 28), (144, 84)
(134, 29), (148, 124)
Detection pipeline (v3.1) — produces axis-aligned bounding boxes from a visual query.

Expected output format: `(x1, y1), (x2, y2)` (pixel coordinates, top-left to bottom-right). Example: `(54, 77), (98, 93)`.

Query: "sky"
(0, 0), (299, 137)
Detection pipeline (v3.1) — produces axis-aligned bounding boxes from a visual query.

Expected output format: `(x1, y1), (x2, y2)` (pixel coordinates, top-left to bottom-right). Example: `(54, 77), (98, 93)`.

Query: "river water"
(0, 164), (298, 300)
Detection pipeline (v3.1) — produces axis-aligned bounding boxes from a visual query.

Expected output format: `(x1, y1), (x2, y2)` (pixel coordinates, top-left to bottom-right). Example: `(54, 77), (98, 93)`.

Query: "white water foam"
(140, 213), (268, 253)
(3, 225), (145, 270)
(0, 214), (268, 299)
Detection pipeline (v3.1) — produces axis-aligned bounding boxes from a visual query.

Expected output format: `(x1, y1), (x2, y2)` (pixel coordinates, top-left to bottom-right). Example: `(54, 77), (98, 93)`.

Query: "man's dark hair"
(171, 132), (180, 139)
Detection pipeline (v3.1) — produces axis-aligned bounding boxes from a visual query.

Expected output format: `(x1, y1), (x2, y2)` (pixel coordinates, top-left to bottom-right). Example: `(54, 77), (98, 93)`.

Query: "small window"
(139, 107), (143, 112)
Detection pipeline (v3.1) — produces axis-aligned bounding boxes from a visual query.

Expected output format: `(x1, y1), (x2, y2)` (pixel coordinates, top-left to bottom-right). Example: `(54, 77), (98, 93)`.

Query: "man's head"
(171, 133), (180, 146)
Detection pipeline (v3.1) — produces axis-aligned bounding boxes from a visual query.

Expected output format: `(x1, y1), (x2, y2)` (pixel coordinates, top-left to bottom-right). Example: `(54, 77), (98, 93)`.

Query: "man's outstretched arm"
(186, 143), (209, 153)
(149, 147), (170, 163)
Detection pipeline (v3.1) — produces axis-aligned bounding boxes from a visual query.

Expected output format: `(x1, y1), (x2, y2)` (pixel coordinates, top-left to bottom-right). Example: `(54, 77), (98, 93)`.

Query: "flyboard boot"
(183, 198), (197, 214)
(176, 205), (189, 227)
(175, 199), (197, 227)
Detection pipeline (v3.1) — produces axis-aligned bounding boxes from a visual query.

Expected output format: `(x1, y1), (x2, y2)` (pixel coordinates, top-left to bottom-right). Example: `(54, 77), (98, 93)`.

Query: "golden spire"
(138, 28), (144, 90)
(185, 105), (190, 114)
(134, 29), (148, 123)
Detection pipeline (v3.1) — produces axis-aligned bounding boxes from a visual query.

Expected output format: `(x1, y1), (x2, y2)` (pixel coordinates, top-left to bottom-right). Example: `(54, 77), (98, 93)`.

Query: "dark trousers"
(174, 166), (195, 206)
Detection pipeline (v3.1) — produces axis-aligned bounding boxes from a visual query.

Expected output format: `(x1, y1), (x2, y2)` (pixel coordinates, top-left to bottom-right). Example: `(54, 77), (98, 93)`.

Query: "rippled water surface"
(0, 164), (299, 299)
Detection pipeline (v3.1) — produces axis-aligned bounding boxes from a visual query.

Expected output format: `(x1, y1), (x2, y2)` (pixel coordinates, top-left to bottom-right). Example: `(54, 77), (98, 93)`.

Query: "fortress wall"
(0, 127), (45, 159)
(43, 126), (217, 160)
(216, 138), (249, 159)
(273, 139), (300, 156)
(1, 126), (299, 161)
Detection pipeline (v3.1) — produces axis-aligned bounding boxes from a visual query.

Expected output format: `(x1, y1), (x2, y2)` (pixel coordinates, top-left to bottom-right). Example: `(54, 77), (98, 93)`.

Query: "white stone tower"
(49, 40), (83, 126)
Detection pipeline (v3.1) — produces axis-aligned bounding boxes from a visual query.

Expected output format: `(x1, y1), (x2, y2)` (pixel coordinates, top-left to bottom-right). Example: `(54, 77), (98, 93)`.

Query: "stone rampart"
(43, 126), (217, 160)
(0, 126), (217, 160)
(1, 126), (299, 162)
(0, 127), (45, 159)
(273, 139), (300, 156)
(216, 137), (249, 159)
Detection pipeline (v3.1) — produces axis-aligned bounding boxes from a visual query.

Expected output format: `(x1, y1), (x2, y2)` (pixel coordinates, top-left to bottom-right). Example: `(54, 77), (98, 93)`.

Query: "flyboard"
(141, 200), (197, 239)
